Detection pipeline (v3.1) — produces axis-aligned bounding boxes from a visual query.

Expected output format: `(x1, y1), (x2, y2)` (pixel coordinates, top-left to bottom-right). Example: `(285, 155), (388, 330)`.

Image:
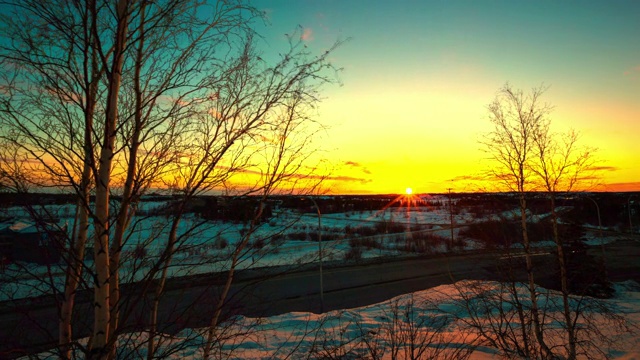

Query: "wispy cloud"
(0, 156), (42, 165)
(344, 161), (371, 174)
(279, 171), (372, 183)
(447, 174), (487, 182)
(326, 175), (372, 183)
(301, 27), (313, 41)
(624, 64), (640, 77)
(600, 182), (640, 192)
(262, 8), (273, 21)
(586, 166), (618, 172)
(226, 167), (371, 184)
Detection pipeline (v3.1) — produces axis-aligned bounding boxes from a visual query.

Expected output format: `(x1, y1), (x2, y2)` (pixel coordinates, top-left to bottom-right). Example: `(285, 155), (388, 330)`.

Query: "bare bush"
(440, 280), (634, 359)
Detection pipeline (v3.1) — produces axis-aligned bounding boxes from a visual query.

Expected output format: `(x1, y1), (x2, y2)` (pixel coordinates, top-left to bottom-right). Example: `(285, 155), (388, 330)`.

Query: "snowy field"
(0, 196), (625, 301)
(22, 280), (640, 359)
(0, 196), (475, 300)
(3, 196), (638, 359)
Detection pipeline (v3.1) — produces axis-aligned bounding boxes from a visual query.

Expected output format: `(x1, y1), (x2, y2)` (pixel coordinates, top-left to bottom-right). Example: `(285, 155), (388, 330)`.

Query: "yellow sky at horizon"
(314, 80), (639, 195)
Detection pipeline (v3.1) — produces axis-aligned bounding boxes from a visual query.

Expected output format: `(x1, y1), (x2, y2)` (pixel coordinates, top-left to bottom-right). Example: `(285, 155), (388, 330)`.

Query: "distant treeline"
(1, 192), (638, 230)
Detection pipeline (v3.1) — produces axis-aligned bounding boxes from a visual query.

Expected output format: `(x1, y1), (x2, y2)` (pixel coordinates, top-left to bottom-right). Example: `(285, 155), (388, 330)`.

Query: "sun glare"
(405, 187), (413, 195)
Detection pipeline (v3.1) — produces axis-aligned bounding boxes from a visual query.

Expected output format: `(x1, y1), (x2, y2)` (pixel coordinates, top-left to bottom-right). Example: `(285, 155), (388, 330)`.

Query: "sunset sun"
(405, 187), (413, 195)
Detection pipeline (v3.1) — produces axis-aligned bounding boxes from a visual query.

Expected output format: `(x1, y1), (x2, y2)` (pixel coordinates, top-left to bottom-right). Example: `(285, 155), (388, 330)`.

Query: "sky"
(253, 0), (640, 194)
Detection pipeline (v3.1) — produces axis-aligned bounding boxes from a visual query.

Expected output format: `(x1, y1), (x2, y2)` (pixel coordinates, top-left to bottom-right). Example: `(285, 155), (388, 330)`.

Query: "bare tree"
(0, 140), (35, 193)
(0, 1), (340, 359)
(440, 279), (633, 359)
(480, 83), (553, 358)
(531, 122), (601, 359)
(0, 1), (106, 356)
(379, 295), (473, 360)
(476, 84), (633, 359)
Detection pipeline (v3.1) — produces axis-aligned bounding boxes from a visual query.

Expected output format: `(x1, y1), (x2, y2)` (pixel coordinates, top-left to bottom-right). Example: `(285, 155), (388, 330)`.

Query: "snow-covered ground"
(0, 198), (472, 300)
(0, 198), (626, 300)
(22, 280), (640, 359)
(3, 198), (639, 358)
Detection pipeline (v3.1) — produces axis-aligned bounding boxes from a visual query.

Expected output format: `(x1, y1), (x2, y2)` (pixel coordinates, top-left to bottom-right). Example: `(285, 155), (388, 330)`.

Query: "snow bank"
(27, 281), (638, 359)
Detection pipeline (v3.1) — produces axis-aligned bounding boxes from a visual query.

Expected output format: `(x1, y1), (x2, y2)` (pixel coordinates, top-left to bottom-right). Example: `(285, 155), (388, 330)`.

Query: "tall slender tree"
(0, 1), (340, 358)
(481, 83), (553, 358)
(531, 124), (602, 359)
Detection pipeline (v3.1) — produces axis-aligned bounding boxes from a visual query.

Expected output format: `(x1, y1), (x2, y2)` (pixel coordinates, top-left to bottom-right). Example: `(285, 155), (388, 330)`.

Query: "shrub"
(400, 232), (449, 254)
(251, 237), (265, 250)
(349, 237), (380, 249)
(132, 244), (147, 260)
(268, 233), (285, 247)
(459, 219), (552, 249)
(374, 220), (407, 234)
(214, 235), (228, 249)
(344, 246), (362, 262)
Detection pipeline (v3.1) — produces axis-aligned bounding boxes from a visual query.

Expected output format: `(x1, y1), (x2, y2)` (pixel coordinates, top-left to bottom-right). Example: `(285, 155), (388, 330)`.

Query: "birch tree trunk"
(550, 195), (577, 359)
(531, 128), (595, 359)
(59, 139), (92, 359)
(517, 191), (552, 358)
(90, 1), (130, 357)
(107, 1), (148, 349)
(59, 7), (100, 356)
